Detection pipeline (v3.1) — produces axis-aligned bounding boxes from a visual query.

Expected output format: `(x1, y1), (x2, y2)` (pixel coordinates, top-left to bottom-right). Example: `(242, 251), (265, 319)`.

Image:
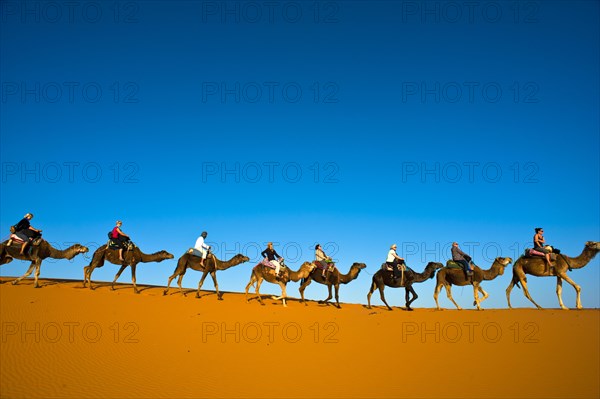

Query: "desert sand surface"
(1, 276), (598, 399)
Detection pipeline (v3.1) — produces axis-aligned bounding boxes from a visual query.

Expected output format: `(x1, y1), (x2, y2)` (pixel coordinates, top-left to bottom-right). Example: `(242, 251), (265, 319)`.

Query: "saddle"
(6, 235), (42, 246)
(524, 248), (558, 261)
(445, 260), (474, 270)
(259, 258), (275, 268)
(257, 259), (288, 280)
(187, 248), (206, 258)
(315, 260), (335, 272)
(381, 262), (407, 285)
(8, 234), (26, 244)
(107, 239), (135, 251)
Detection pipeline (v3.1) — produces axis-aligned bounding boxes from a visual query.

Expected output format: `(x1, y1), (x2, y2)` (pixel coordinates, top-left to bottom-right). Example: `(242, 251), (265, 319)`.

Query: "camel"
(163, 252), (250, 299)
(506, 241), (600, 310)
(366, 262), (443, 311)
(434, 257), (513, 310)
(0, 239), (89, 288)
(244, 261), (316, 307)
(299, 262), (366, 308)
(82, 244), (173, 293)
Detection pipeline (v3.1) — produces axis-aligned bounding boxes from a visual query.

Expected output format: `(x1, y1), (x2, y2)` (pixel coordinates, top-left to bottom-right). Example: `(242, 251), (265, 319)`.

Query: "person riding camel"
(451, 242), (473, 276)
(533, 227), (553, 272)
(13, 213), (42, 255)
(386, 244), (405, 281)
(193, 231), (210, 267)
(111, 221), (131, 261)
(261, 242), (284, 278)
(315, 244), (334, 278)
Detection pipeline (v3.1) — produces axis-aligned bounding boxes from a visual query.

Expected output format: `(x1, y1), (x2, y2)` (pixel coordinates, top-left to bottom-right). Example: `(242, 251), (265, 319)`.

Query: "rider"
(14, 213), (42, 255)
(451, 242), (473, 276)
(533, 227), (552, 272)
(261, 242), (284, 278)
(386, 244), (405, 281)
(111, 221), (131, 261)
(315, 244), (335, 278)
(194, 231), (210, 267)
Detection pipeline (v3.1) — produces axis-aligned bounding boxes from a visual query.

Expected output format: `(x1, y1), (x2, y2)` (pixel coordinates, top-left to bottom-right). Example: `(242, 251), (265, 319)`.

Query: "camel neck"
(568, 247), (599, 269)
(412, 265), (436, 282)
(47, 244), (79, 260)
(481, 262), (502, 280)
(339, 266), (360, 284)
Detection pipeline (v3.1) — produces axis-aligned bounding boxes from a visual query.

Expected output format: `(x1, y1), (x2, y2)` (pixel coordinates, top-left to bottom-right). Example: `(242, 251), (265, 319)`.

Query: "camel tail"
(174, 256), (188, 275)
(512, 273), (522, 289)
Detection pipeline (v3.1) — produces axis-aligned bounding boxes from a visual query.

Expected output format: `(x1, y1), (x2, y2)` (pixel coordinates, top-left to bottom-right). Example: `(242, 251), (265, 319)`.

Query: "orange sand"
(1, 277), (598, 398)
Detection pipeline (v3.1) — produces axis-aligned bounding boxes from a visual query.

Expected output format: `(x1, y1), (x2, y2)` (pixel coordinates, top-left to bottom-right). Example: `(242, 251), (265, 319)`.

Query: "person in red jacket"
(111, 221), (130, 261)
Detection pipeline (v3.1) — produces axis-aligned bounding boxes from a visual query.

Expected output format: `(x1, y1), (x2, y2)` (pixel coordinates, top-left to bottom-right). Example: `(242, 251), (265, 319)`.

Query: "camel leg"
(244, 273), (256, 302)
(13, 261), (36, 285)
(506, 278), (516, 309)
(255, 277), (264, 305)
(112, 265), (127, 290)
(299, 278), (312, 305)
(434, 282), (443, 310)
(163, 272), (177, 295)
(130, 264), (139, 294)
(176, 275), (185, 295)
(210, 271), (221, 300)
(33, 261), (42, 288)
(556, 276), (567, 310)
(196, 270), (210, 299)
(405, 285), (417, 310)
(473, 283), (481, 310)
(320, 284), (333, 305)
(86, 250), (105, 290)
(83, 266), (90, 288)
(334, 284), (341, 308)
(445, 284), (462, 310)
(366, 281), (376, 309)
(476, 286), (489, 305)
(518, 276), (543, 309)
(378, 281), (392, 311)
(557, 272), (581, 309)
(277, 281), (288, 307)
(84, 266), (96, 290)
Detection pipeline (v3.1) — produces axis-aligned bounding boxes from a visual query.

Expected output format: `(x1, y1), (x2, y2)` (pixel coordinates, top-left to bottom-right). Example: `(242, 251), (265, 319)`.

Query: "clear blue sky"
(1, 0), (598, 309)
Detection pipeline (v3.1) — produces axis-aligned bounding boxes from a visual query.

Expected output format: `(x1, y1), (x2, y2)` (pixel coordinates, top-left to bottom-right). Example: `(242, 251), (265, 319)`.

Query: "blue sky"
(1, 0), (598, 309)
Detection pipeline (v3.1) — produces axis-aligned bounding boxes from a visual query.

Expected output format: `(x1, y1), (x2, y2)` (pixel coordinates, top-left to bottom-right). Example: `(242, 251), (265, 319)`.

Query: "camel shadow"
(361, 304), (412, 311)
(165, 289), (197, 297)
(137, 286), (166, 294)
(196, 291), (220, 299)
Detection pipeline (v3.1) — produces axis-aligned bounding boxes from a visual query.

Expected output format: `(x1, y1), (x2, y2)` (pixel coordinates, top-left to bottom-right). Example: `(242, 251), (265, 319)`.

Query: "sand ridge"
(1, 277), (598, 398)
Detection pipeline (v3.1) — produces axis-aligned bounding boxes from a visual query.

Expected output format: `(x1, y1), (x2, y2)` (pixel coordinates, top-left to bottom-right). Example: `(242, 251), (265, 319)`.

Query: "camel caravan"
(1, 215), (599, 310)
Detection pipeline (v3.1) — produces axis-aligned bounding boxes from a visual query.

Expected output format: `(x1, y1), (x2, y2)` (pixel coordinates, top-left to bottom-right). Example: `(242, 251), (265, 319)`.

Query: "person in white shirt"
(386, 244), (405, 281)
(193, 231), (210, 267)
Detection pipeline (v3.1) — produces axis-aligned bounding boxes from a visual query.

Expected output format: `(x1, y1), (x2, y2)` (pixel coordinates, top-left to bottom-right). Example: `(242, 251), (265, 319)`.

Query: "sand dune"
(1, 276), (598, 398)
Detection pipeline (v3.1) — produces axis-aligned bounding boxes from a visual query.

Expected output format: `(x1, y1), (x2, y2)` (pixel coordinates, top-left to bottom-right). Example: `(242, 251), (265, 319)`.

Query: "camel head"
(351, 262), (367, 271)
(585, 241), (600, 251)
(67, 244), (90, 259)
(156, 250), (175, 261)
(233, 254), (251, 263)
(301, 262), (317, 273)
(494, 257), (513, 275)
(426, 262), (445, 278)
